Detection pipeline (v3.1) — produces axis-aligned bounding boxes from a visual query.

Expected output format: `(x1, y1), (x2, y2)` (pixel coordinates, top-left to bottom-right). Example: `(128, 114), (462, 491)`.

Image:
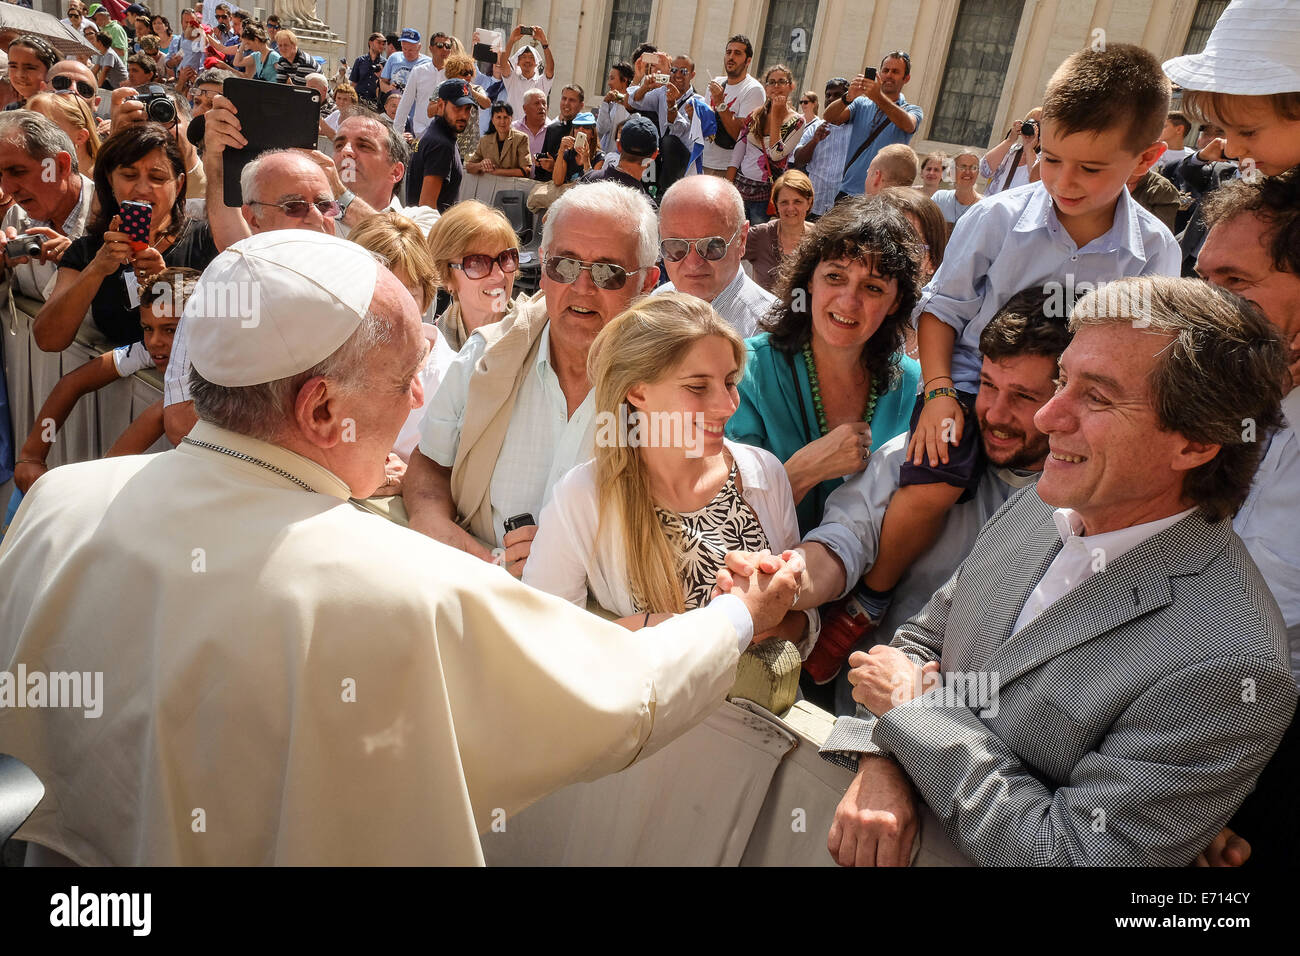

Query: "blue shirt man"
(823, 53), (922, 198)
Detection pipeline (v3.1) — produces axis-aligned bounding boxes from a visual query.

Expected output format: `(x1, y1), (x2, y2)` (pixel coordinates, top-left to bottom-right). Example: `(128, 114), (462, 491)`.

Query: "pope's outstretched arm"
(436, 547), (801, 832)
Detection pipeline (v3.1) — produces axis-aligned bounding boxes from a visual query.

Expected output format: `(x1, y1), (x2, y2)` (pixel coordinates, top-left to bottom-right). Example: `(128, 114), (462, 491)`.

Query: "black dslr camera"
(1020, 119), (1038, 137)
(137, 85), (177, 125)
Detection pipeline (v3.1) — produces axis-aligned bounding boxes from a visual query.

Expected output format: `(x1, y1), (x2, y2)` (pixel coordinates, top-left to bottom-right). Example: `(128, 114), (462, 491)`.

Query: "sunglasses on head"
(51, 74), (96, 100)
(660, 227), (741, 263)
(449, 248), (520, 279)
(543, 255), (639, 290)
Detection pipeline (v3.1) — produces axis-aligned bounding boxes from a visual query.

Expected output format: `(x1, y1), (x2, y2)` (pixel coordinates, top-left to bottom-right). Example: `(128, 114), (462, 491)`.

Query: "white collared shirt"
(1013, 506), (1197, 635)
(393, 61), (446, 139)
(418, 323), (597, 547)
(655, 267), (776, 339)
(1234, 387), (1300, 686)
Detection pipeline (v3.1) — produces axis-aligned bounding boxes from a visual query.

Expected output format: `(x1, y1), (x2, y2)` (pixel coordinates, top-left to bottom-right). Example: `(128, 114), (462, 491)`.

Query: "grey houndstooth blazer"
(821, 486), (1296, 866)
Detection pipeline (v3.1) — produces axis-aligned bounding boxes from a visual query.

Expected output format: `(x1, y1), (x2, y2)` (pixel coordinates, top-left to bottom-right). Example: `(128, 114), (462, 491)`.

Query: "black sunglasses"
(660, 226), (741, 263)
(51, 74), (96, 100)
(543, 255), (639, 290)
(450, 248), (519, 279)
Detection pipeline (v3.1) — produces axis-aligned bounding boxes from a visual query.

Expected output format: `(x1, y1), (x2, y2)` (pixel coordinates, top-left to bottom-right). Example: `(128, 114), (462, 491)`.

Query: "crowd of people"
(0, 0), (1297, 868)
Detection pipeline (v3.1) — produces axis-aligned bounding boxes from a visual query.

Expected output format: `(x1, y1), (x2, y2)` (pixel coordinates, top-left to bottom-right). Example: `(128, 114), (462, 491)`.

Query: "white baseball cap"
(186, 230), (379, 387)
(1163, 0), (1300, 95)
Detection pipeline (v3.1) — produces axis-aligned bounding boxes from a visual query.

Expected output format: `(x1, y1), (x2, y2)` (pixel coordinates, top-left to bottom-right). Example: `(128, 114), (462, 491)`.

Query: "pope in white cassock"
(0, 231), (801, 866)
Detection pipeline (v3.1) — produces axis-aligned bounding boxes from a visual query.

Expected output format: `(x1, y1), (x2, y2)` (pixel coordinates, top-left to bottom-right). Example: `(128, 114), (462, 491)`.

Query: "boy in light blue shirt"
(816, 43), (1182, 671)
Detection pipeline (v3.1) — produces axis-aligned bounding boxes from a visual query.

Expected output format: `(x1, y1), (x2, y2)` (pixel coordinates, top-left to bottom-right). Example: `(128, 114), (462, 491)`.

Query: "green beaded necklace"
(801, 340), (879, 437)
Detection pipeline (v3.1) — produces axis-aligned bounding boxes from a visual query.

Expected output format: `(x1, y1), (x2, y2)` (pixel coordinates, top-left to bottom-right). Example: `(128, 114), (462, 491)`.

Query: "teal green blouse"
(726, 332), (921, 536)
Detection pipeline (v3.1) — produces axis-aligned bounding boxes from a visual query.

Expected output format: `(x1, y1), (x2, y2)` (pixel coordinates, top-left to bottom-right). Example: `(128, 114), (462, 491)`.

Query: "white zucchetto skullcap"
(186, 230), (379, 387)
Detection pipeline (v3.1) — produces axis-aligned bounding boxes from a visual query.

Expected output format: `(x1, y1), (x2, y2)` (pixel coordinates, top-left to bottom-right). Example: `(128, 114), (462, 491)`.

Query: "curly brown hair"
(762, 196), (923, 393)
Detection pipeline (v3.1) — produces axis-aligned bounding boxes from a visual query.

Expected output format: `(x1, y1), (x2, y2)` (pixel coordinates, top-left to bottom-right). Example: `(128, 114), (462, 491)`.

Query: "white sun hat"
(186, 230), (379, 387)
(1163, 0), (1300, 95)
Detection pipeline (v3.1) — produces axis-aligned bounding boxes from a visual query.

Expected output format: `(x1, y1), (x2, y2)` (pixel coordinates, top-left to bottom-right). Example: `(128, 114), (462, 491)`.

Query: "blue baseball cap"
(619, 115), (659, 158)
(399, 28), (421, 44)
(573, 111), (596, 126)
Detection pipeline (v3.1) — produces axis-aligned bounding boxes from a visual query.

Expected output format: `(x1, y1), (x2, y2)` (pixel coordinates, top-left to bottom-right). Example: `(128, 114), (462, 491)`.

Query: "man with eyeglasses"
(403, 181), (660, 575)
(793, 77), (853, 218)
(393, 31), (453, 140)
(0, 111), (95, 303)
(349, 32), (387, 108)
(212, 3), (236, 46)
(654, 175), (775, 338)
(823, 52), (922, 201)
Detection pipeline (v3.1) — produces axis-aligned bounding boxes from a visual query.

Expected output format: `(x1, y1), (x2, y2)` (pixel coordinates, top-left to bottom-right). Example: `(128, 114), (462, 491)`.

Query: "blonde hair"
(425, 200), (519, 292)
(347, 211), (437, 312)
(442, 53), (474, 81)
(333, 81), (357, 101)
(26, 91), (100, 169)
(587, 293), (747, 614)
(275, 29), (298, 46)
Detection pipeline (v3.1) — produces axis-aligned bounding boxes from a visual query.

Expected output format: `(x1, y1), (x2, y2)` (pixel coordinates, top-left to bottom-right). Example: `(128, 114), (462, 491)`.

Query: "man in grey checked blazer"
(790, 277), (1295, 866)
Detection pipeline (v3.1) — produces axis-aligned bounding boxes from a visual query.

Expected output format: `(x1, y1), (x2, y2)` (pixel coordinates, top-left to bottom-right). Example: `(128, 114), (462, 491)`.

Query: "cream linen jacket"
(0, 421), (748, 864)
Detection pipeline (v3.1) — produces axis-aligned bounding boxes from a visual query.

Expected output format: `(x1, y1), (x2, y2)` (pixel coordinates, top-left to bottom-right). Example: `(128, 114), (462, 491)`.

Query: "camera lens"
(148, 98), (177, 124)
(1020, 121), (1036, 136)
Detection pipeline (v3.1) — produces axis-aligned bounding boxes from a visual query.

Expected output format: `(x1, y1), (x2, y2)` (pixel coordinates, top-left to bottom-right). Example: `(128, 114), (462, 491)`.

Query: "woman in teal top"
(726, 197), (923, 535)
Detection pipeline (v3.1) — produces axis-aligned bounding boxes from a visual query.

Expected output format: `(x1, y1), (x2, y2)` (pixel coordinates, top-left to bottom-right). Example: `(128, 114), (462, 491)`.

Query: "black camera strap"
(841, 111), (892, 181)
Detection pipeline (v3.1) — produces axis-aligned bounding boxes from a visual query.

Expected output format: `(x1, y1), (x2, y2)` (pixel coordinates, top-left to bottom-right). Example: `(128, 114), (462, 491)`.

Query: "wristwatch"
(337, 188), (357, 218)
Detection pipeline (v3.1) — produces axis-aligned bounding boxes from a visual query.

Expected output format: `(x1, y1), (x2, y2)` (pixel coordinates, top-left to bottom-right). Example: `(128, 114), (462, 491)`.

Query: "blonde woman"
(346, 212), (456, 486)
(525, 293), (816, 650)
(322, 81), (358, 135)
(27, 91), (100, 175)
(425, 200), (522, 350)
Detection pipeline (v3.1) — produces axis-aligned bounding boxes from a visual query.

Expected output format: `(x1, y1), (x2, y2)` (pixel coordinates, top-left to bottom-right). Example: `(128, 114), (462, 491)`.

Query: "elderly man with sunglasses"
(403, 180), (660, 577)
(654, 175), (776, 338)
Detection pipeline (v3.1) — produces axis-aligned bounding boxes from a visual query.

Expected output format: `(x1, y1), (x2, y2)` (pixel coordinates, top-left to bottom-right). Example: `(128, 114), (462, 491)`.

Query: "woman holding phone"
(35, 123), (219, 351)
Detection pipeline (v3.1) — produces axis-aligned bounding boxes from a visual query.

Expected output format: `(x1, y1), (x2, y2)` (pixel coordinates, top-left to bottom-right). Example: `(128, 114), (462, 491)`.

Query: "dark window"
(758, 0), (821, 94)
(929, 0), (1026, 146)
(1182, 0), (1230, 54)
(479, 0), (518, 40)
(371, 0), (398, 36)
(603, 0), (653, 84)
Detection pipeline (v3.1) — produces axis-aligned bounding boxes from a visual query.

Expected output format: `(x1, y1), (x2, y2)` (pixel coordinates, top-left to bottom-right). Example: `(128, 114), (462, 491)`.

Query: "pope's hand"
(724, 549), (804, 637)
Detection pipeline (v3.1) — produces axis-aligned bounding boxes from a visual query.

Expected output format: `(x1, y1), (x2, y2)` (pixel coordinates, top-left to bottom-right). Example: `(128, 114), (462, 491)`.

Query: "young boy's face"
(140, 304), (178, 375)
(1201, 95), (1300, 177)
(1037, 121), (1163, 226)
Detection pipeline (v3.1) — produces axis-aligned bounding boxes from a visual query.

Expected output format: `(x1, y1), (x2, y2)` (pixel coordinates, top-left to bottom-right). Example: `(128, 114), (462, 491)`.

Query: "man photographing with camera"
(0, 112), (96, 302)
(822, 51), (922, 201)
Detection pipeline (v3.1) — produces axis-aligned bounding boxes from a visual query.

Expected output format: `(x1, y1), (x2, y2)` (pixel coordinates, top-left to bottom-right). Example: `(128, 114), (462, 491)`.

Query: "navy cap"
(618, 114), (659, 158)
(438, 78), (475, 106)
(399, 28), (421, 44)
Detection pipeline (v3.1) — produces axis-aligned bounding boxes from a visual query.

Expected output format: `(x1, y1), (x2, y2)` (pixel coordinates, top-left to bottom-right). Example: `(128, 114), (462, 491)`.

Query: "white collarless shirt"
(1013, 506), (1196, 635)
